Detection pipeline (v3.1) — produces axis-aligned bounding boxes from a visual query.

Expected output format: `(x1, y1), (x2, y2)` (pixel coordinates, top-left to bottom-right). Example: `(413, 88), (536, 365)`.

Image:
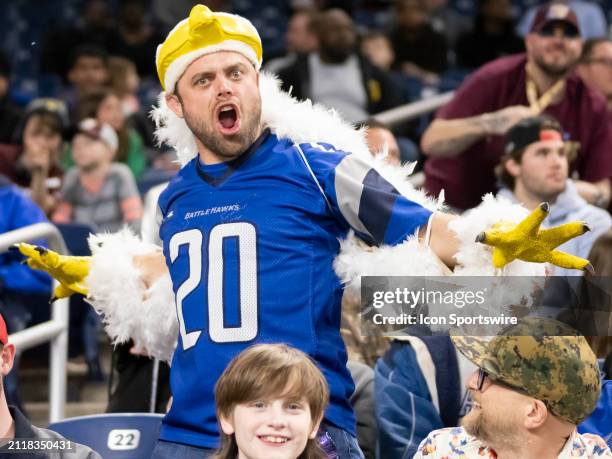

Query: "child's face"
(72, 134), (113, 170)
(220, 397), (319, 459)
(97, 94), (125, 131)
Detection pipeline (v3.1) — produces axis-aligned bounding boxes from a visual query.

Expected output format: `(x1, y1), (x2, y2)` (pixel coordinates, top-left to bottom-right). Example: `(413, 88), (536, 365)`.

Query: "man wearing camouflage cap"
(414, 318), (611, 458)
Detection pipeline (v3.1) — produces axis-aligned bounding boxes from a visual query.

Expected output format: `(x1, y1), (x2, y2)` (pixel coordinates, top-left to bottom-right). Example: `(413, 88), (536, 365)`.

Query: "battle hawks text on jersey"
(157, 129), (432, 448)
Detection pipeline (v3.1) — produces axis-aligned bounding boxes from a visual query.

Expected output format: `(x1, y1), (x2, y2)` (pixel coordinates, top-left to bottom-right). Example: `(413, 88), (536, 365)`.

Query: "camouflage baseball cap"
(451, 317), (601, 425)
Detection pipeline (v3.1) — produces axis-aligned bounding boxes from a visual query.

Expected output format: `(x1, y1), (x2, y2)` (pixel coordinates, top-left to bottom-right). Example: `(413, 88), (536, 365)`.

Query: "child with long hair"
(215, 344), (330, 459)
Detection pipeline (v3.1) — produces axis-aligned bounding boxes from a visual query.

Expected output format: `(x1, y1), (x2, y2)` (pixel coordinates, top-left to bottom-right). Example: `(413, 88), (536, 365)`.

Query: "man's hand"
(575, 179), (611, 208)
(16, 243), (91, 301)
(421, 106), (536, 158)
(475, 203), (593, 272)
(133, 251), (167, 289)
(481, 105), (536, 136)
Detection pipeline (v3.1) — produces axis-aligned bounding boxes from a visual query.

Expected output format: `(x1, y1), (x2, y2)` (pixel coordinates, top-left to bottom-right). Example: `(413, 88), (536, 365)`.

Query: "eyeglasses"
(586, 57), (612, 68)
(477, 368), (489, 391)
(538, 23), (580, 39)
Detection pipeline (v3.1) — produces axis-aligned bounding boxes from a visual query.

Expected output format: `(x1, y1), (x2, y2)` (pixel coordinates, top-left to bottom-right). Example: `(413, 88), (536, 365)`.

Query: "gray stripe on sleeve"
(334, 154), (372, 238)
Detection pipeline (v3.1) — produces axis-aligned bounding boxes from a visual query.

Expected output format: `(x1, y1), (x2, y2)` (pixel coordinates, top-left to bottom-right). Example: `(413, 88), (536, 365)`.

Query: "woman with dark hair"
(0, 98), (68, 215)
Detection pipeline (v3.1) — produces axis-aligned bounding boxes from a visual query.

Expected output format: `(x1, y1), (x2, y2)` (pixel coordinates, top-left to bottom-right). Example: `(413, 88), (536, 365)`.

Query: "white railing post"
(0, 222), (70, 423)
(373, 91), (455, 126)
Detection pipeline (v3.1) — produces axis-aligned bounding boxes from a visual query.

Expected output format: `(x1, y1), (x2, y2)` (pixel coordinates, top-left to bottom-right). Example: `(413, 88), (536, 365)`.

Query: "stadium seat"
(48, 413), (164, 459)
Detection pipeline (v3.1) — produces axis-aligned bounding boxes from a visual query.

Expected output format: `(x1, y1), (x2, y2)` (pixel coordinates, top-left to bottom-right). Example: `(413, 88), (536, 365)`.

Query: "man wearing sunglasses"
(414, 318), (611, 458)
(421, 2), (612, 212)
(578, 38), (612, 111)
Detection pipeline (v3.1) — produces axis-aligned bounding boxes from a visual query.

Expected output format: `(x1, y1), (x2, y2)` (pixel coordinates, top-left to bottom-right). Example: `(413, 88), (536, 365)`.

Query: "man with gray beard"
(414, 318), (611, 459)
(421, 2), (612, 211)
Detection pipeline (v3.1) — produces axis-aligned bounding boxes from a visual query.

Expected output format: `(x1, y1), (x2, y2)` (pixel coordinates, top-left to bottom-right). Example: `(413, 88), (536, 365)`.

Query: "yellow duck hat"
(155, 4), (263, 92)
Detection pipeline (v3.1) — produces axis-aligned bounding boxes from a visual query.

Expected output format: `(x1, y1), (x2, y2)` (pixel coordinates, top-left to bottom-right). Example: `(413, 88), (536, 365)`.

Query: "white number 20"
(169, 222), (258, 350)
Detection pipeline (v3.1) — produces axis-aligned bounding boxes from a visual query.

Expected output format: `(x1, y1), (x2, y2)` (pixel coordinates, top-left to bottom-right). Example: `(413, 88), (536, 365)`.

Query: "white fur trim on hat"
(163, 40), (261, 93)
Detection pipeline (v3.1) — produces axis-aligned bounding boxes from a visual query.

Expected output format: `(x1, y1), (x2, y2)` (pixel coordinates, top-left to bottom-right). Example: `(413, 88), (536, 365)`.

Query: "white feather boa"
(86, 230), (177, 362)
(86, 73), (543, 361)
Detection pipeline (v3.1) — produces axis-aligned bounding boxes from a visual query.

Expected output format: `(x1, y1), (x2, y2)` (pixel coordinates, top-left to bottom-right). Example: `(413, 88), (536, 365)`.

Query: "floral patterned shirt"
(414, 427), (612, 458)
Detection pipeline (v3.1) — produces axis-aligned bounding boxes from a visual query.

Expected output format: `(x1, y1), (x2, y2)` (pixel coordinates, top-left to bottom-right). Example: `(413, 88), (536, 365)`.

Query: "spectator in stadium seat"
(265, 10), (319, 74)
(578, 38), (612, 112)
(496, 116), (611, 276)
(517, 0), (607, 40)
(107, 57), (157, 149)
(0, 312), (103, 458)
(59, 45), (109, 124)
(108, 57), (141, 118)
(360, 31), (395, 73)
(75, 89), (147, 179)
(390, 0), (449, 86)
(6, 99), (69, 216)
(214, 344), (328, 459)
(414, 318), (612, 458)
(53, 118), (143, 234)
(0, 51), (23, 145)
(362, 119), (402, 166)
(277, 8), (404, 123)
(455, 0), (524, 70)
(375, 335), (471, 459)
(421, 2), (612, 211)
(0, 173), (52, 414)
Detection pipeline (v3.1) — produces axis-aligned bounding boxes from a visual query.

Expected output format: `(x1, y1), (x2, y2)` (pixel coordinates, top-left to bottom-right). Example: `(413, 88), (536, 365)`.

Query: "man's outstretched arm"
(421, 106), (535, 158)
(418, 212), (460, 269)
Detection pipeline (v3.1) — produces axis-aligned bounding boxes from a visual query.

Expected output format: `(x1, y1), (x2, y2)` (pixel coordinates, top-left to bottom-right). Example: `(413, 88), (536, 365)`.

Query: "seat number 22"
(169, 222), (258, 350)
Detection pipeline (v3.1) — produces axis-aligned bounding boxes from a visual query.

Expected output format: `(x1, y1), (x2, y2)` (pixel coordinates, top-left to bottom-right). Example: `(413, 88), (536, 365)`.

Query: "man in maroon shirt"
(422, 2), (612, 211)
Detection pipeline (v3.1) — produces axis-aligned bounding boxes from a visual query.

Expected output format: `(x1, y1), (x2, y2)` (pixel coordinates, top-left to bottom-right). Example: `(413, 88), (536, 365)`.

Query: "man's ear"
(505, 158), (521, 178)
(0, 344), (16, 376)
(219, 414), (235, 435)
(524, 398), (548, 430)
(165, 92), (184, 119)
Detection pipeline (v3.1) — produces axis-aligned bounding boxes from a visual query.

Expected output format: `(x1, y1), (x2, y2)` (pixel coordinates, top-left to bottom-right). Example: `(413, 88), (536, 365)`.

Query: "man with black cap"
(414, 318), (612, 458)
(422, 2), (612, 212)
(496, 115), (611, 276)
(0, 312), (102, 458)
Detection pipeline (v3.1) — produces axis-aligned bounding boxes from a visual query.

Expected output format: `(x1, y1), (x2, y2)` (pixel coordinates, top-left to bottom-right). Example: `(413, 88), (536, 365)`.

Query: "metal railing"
(0, 222), (69, 423)
(373, 91), (454, 126)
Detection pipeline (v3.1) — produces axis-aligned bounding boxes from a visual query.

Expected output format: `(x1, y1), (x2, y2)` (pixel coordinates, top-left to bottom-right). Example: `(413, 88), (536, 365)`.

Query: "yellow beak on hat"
(156, 4), (263, 92)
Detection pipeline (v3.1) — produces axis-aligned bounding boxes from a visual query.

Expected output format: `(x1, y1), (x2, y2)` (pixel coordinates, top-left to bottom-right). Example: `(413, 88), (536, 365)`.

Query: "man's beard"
(533, 52), (575, 78)
(461, 405), (520, 448)
(184, 100), (262, 161)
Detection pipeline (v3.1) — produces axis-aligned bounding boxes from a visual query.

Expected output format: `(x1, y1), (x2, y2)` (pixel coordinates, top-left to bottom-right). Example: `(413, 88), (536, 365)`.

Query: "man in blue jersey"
(144, 5), (459, 458)
(17, 5), (593, 459)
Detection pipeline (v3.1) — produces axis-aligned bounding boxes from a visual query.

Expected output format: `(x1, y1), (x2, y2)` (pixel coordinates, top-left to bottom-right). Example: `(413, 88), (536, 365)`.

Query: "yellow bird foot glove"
(475, 202), (594, 273)
(15, 243), (91, 301)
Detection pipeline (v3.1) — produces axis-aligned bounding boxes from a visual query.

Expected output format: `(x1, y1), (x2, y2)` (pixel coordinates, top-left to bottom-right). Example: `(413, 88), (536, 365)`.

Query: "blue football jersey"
(157, 130), (432, 448)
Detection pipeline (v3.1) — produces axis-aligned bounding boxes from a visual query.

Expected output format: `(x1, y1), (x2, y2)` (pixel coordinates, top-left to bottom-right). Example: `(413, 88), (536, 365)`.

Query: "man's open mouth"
(216, 104), (240, 134)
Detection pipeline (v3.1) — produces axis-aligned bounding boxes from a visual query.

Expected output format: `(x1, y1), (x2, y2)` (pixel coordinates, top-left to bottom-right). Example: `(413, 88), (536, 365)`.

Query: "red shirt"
(424, 53), (612, 210)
